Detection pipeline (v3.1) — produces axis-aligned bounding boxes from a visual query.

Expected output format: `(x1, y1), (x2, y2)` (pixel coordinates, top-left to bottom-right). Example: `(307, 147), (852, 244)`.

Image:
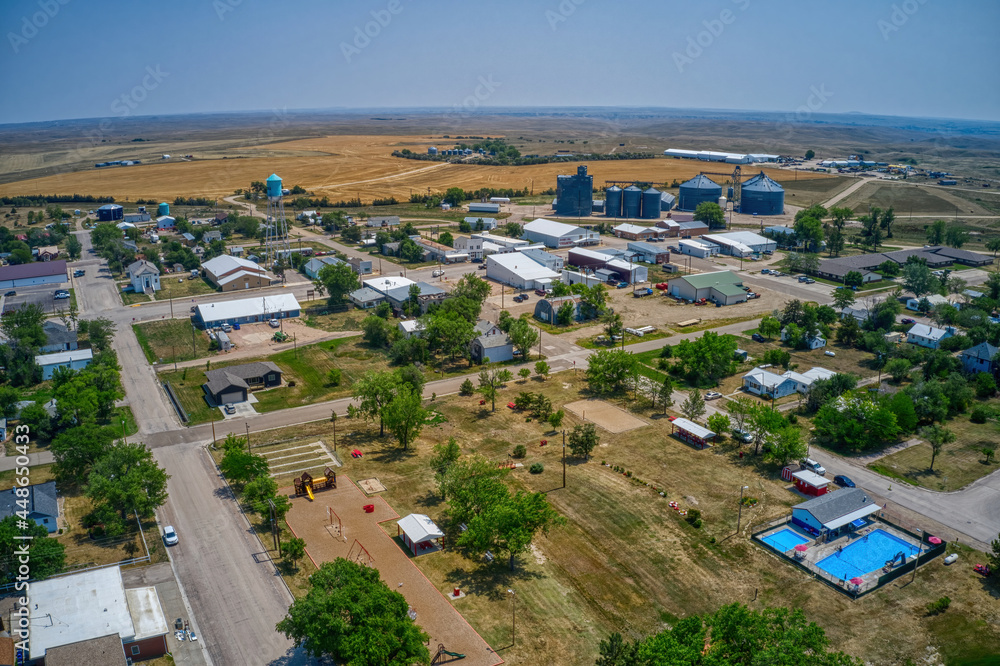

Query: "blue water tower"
(266, 173), (283, 199)
(158, 202), (170, 217)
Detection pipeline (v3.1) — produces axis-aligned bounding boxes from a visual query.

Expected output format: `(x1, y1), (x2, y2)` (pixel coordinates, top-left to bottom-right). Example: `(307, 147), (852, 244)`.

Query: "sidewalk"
(0, 451), (54, 471)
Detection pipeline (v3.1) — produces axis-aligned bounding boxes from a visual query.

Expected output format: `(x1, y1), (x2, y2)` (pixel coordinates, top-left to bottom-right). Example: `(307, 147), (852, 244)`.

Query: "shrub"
(685, 509), (702, 528)
(460, 378), (475, 395)
(787, 413), (798, 424)
(529, 463), (544, 474)
(512, 444), (527, 459)
(971, 407), (990, 424)
(287, 380), (296, 387)
(326, 368), (342, 386)
(926, 596), (951, 615)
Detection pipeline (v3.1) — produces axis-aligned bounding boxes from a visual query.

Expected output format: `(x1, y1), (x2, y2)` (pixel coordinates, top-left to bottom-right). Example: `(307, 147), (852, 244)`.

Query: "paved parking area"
(1, 285), (72, 315)
(121, 562), (209, 666)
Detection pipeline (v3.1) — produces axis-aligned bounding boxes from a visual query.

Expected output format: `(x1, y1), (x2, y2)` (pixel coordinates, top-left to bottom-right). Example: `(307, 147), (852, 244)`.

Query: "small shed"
(670, 417), (715, 449)
(397, 514), (444, 555)
(791, 470), (830, 497)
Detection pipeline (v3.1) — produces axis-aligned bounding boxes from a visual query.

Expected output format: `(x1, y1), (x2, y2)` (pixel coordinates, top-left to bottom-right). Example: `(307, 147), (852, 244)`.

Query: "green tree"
(438, 231), (454, 247)
(65, 234), (83, 259)
(764, 426), (807, 467)
(877, 260), (900, 278)
(1, 302), (46, 348)
(548, 409), (565, 431)
(556, 300), (576, 325)
(282, 536), (307, 570)
(885, 358), (912, 383)
(451, 273), (491, 308)
(946, 226), (969, 249)
(763, 348), (791, 370)
(681, 390), (706, 422)
(986, 238), (1000, 258)
(887, 391), (919, 434)
(86, 442), (170, 535)
(927, 219), (947, 245)
(830, 206), (852, 230)
(902, 262), (938, 298)
(693, 201), (725, 229)
(843, 271), (864, 289)
(975, 372), (997, 398)
(504, 221), (523, 238)
(920, 424), (955, 471)
(804, 149), (815, 160)
(757, 316), (781, 340)
(361, 314), (395, 348)
(749, 405), (786, 455)
(219, 436), (270, 487)
(242, 475), (282, 515)
(429, 437), (462, 497)
(707, 413), (730, 439)
(672, 331), (738, 382)
(0, 516), (65, 583)
(0, 386), (20, 420)
(352, 370), (400, 435)
(601, 311), (624, 341)
(507, 318), (539, 359)
(477, 364), (512, 412)
(595, 632), (639, 666)
(657, 376), (675, 414)
(825, 227), (845, 257)
(728, 396), (755, 439)
(568, 423), (599, 460)
(458, 489), (562, 570)
(794, 214), (824, 253)
(381, 384), (427, 450)
(535, 360), (550, 379)
(441, 455), (510, 523)
(276, 558), (430, 665)
(443, 187), (466, 206)
(832, 287), (856, 310)
(315, 262), (361, 307)
(50, 423), (118, 481)
(586, 349), (638, 395)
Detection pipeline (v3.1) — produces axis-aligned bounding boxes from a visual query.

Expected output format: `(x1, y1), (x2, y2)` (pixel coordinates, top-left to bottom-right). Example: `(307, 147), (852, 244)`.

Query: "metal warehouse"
(194, 293), (301, 329)
(701, 231), (776, 257)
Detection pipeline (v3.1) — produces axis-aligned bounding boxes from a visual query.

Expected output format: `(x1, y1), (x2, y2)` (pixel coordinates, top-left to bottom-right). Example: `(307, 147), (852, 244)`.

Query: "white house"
(522, 218), (599, 248)
(780, 327), (826, 350)
(464, 216), (497, 231)
(743, 366), (835, 398)
(454, 235), (485, 261)
(905, 294), (958, 311)
(398, 320), (426, 339)
(485, 252), (559, 290)
(906, 323), (955, 349)
(35, 349), (94, 380)
(677, 238), (719, 258)
(126, 259), (160, 293)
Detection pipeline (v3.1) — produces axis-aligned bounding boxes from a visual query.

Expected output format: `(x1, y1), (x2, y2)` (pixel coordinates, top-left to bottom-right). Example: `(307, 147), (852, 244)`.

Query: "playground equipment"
(885, 551), (907, 569)
(432, 644), (466, 664)
(293, 468), (337, 500)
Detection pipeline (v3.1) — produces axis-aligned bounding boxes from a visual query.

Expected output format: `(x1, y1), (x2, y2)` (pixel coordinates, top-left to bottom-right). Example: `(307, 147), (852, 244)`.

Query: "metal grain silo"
(739, 171), (784, 215)
(158, 202), (170, 217)
(623, 185), (642, 218)
(677, 175), (722, 211)
(605, 186), (622, 218)
(727, 186), (735, 200)
(641, 187), (661, 219)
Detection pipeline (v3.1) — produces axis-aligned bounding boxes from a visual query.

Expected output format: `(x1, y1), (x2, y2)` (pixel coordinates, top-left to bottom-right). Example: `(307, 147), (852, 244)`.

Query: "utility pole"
(736, 485), (749, 534)
(245, 422), (251, 454)
(507, 589), (516, 647)
(331, 410), (338, 452)
(562, 430), (566, 489)
(191, 325), (196, 356)
(169, 295), (173, 318)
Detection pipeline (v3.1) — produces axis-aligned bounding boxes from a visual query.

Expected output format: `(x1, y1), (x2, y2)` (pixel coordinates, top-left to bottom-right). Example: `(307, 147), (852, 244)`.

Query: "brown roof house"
(203, 361), (282, 405)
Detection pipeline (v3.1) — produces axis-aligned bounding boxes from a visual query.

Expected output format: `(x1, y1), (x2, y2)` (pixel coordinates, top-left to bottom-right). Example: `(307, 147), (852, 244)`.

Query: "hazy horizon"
(2, 0), (998, 126)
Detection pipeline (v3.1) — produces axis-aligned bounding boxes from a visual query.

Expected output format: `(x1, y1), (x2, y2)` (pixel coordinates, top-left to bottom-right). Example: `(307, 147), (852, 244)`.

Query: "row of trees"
(350, 369), (428, 449)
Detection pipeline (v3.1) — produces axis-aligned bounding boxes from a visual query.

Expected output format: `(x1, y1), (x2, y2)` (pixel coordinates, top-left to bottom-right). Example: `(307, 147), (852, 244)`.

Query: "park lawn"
(120, 288), (149, 305)
(867, 408), (1000, 492)
(134, 319), (213, 364)
(300, 307), (368, 333)
(253, 376), (1000, 666)
(155, 275), (217, 300)
(576, 328), (674, 350)
(521, 312), (599, 336)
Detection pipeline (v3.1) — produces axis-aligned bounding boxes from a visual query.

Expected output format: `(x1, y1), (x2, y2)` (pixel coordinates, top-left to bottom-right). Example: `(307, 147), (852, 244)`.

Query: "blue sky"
(1, 0), (998, 125)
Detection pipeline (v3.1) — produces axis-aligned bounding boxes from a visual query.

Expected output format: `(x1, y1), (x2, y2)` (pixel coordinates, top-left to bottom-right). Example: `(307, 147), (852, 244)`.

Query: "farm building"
(464, 216), (497, 231)
(156, 216), (176, 230)
(791, 488), (879, 537)
(670, 417), (715, 448)
(702, 231), (776, 257)
(396, 514), (444, 555)
(470, 328), (514, 363)
(613, 223), (661, 241)
(554, 166), (594, 217)
(486, 252), (559, 290)
(96, 204), (124, 222)
(0, 260), (67, 289)
(906, 323), (955, 349)
(468, 202), (501, 214)
(792, 470), (830, 497)
(303, 256), (347, 280)
(23, 566), (169, 663)
(0, 480), (58, 532)
(522, 218), (599, 248)
(960, 342), (1000, 375)
(738, 171), (785, 215)
(127, 259), (161, 294)
(677, 238), (718, 258)
(203, 361), (283, 405)
(193, 293), (300, 329)
(365, 216), (400, 228)
(667, 271), (746, 305)
(41, 320), (78, 353)
(35, 349), (93, 380)
(534, 296), (582, 324)
(202, 255), (276, 291)
(677, 175), (722, 211)
(348, 287), (385, 310)
(626, 241), (670, 264)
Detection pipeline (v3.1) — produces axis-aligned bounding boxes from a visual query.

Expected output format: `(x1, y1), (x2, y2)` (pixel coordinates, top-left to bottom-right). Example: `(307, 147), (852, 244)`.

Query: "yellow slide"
(306, 484), (314, 501)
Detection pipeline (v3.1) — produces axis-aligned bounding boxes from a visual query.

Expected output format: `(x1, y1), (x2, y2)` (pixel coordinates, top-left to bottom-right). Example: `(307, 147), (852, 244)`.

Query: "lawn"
(134, 319), (212, 364)
(248, 376), (1000, 666)
(300, 307), (368, 333)
(576, 328), (674, 350)
(868, 408), (1000, 491)
(780, 175), (855, 208)
(155, 275), (217, 300)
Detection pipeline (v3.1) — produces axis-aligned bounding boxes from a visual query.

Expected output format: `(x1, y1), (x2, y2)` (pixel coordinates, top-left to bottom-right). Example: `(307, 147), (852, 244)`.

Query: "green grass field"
(133, 319), (212, 364)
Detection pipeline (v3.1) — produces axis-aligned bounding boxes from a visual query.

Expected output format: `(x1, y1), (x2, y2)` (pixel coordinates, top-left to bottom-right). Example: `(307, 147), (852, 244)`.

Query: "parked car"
(163, 526), (179, 546)
(478, 264), (487, 270)
(798, 275), (809, 282)
(224, 403), (236, 414)
(73, 269), (85, 277)
(54, 291), (70, 300)
(534, 288), (547, 296)
(221, 324), (232, 332)
(518, 293), (529, 301)
(512, 295), (523, 303)
(901, 317), (915, 324)
(268, 319), (280, 328)
(431, 269), (444, 277)
(761, 269), (771, 274)
(833, 475), (855, 488)
(3, 291), (14, 297)
(190, 306), (197, 313)
(704, 391), (723, 400)
(803, 278), (815, 284)
(751, 333), (766, 342)
(733, 429), (753, 443)
(803, 458), (826, 475)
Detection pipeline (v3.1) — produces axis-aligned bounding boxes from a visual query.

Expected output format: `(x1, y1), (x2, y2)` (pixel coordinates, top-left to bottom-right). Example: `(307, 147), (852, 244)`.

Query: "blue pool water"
(761, 528), (809, 552)
(816, 529), (921, 580)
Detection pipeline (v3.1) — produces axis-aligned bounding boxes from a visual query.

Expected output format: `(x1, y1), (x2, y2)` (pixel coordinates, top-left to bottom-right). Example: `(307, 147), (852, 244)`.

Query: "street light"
(121, 419), (127, 445)
(736, 485), (749, 534)
(507, 589), (516, 646)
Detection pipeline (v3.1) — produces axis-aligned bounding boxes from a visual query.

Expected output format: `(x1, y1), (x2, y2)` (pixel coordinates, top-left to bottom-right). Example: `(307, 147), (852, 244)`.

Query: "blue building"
(0, 481), (59, 532)
(555, 166), (594, 217)
(960, 342), (999, 375)
(96, 204), (123, 222)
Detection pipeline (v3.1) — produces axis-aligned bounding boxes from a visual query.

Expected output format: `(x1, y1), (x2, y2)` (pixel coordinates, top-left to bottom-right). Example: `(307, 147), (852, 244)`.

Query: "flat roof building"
(522, 218), (599, 248)
(194, 293), (300, 329)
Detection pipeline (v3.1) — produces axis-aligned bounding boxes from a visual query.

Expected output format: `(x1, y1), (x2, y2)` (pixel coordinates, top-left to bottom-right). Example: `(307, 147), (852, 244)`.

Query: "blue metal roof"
(267, 173), (282, 182)
(680, 175), (721, 190)
(742, 171), (784, 192)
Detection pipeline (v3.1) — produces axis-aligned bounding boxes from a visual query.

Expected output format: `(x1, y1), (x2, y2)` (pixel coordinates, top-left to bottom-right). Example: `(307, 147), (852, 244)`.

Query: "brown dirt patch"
(564, 399), (649, 433)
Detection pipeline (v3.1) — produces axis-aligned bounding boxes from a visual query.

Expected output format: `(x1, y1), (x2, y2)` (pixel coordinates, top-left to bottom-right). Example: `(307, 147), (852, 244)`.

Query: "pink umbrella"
(850, 577), (863, 585)
(794, 544), (809, 552)
(928, 536), (942, 545)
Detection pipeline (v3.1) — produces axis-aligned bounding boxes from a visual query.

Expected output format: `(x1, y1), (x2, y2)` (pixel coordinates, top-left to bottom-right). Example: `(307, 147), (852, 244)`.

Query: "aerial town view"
(1, 1), (999, 665)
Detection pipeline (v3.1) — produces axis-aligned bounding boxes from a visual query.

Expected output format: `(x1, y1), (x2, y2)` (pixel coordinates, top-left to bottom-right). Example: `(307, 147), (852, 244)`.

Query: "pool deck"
(756, 520), (927, 593)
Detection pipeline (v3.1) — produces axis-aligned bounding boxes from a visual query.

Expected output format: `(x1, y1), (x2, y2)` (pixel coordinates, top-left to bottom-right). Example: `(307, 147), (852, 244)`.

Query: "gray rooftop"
(961, 341), (999, 362)
(385, 281), (445, 303)
(794, 487), (874, 525)
(204, 361), (281, 395)
(0, 481), (58, 521)
(475, 334), (512, 349)
(349, 287), (385, 302)
(43, 320), (77, 346)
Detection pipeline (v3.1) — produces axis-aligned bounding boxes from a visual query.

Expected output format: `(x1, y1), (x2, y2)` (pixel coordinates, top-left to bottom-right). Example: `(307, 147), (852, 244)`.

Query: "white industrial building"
(678, 238), (719, 258)
(194, 293), (301, 329)
(522, 218), (599, 248)
(702, 231), (776, 257)
(664, 149), (779, 164)
(471, 232), (529, 249)
(519, 248), (564, 272)
(486, 252), (559, 290)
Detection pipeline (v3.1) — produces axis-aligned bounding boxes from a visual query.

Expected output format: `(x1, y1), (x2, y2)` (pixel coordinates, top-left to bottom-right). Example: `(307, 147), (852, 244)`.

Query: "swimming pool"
(816, 529), (921, 580)
(761, 528), (809, 552)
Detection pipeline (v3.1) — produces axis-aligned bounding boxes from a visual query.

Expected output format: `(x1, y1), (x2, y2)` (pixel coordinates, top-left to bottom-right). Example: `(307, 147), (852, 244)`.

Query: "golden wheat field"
(0, 134), (831, 202)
